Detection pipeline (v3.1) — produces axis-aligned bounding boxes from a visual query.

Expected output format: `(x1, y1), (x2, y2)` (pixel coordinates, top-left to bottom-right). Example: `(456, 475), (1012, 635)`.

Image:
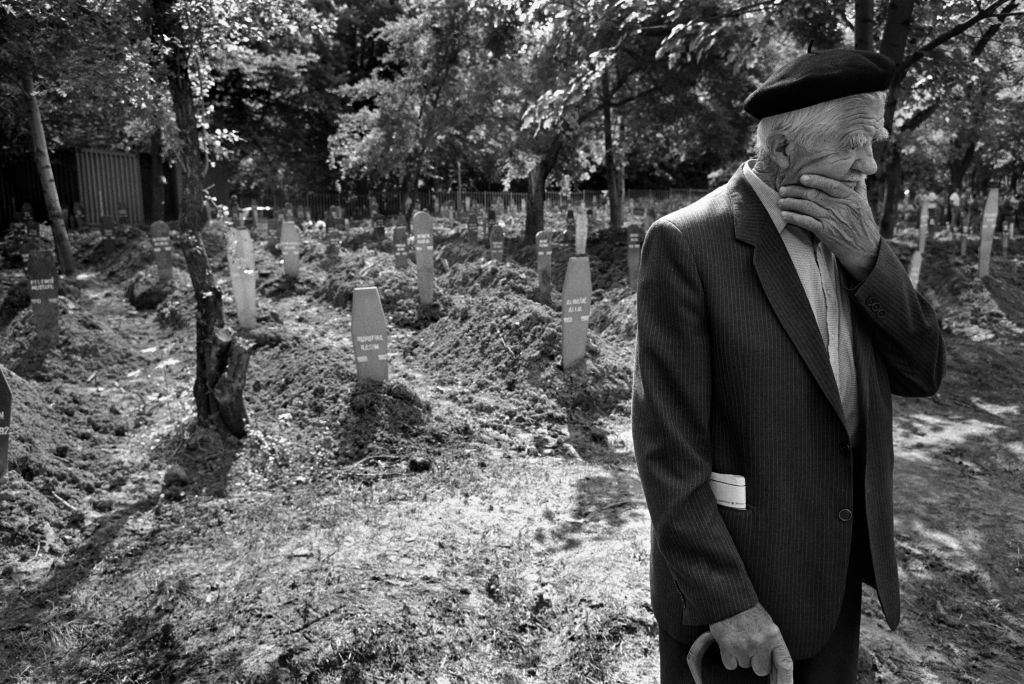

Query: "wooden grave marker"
(412, 211), (435, 305)
(100, 215), (116, 238)
(565, 209), (574, 239)
(372, 214), (386, 240)
(574, 207), (588, 255)
(351, 287), (389, 382)
(561, 256), (592, 370)
(489, 220), (505, 262)
(27, 249), (59, 346)
(978, 186), (999, 278)
(280, 220), (301, 278)
(117, 204), (130, 230)
(227, 229), (258, 329)
(536, 229), (553, 304)
(0, 366), (9, 481)
(150, 221), (173, 283)
(481, 210), (493, 244)
(467, 212), (479, 243)
(394, 224), (409, 268)
(628, 225), (643, 290)
(265, 217), (282, 251)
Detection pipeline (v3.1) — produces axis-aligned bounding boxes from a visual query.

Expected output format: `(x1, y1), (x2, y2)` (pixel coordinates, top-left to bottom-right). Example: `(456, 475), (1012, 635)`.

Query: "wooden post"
(150, 220), (173, 283)
(394, 225), (408, 268)
(561, 256), (592, 370)
(0, 366), (11, 482)
(27, 249), (59, 347)
(412, 211), (435, 305)
(489, 220), (505, 262)
(351, 287), (389, 382)
(280, 220), (301, 278)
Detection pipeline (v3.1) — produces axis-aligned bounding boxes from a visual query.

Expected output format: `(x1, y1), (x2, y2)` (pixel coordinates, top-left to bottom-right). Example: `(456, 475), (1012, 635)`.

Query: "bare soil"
(0, 219), (1022, 683)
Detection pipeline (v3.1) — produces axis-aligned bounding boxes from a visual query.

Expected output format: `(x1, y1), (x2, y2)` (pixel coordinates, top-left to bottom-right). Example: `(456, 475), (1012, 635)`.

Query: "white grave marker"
(978, 186), (999, 278)
(628, 225), (643, 290)
(561, 256), (592, 370)
(537, 230), (553, 304)
(412, 211), (435, 305)
(574, 209), (588, 255)
(228, 229), (258, 329)
(351, 287), (389, 382)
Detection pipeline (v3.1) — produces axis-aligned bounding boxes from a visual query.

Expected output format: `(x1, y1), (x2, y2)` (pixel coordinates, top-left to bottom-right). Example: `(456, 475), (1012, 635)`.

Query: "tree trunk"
(602, 70), (624, 233)
(150, 129), (165, 221)
(152, 0), (248, 437)
(24, 75), (77, 276)
(873, 0), (916, 237)
(854, 0), (875, 51)
(526, 162), (547, 245)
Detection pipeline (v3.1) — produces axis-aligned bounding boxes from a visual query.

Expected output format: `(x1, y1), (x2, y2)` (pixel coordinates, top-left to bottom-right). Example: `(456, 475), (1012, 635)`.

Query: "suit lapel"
(727, 167), (846, 423)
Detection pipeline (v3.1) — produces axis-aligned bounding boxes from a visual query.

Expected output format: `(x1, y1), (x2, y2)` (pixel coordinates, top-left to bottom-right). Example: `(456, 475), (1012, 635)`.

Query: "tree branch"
(900, 0), (1015, 75)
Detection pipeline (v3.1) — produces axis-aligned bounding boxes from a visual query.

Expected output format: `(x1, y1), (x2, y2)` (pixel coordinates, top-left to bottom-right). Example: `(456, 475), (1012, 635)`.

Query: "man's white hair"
(753, 91), (887, 174)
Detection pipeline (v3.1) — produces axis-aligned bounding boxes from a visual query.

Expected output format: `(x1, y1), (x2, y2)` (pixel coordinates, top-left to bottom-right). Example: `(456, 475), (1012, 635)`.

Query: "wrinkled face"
(780, 97), (887, 192)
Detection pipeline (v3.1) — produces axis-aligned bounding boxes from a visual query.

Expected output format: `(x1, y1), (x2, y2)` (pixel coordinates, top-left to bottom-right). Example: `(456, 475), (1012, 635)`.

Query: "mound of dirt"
(0, 365), (132, 562)
(1, 297), (146, 381)
(245, 337), (433, 471)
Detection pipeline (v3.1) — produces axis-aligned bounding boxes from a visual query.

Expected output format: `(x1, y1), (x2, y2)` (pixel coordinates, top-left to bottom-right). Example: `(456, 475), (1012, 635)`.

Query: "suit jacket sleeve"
(850, 240), (945, 397)
(632, 218), (760, 625)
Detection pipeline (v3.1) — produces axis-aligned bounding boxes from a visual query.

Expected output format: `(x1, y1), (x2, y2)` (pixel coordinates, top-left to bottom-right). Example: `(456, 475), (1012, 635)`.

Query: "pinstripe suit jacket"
(632, 166), (944, 660)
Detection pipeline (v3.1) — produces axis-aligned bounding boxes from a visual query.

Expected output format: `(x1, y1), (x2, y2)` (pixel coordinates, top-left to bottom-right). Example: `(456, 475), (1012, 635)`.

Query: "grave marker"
(394, 225), (409, 268)
(489, 220), (505, 262)
(467, 212), (479, 243)
(27, 249), (59, 345)
(280, 220), (301, 278)
(628, 225), (643, 290)
(372, 214), (386, 239)
(412, 211), (435, 305)
(228, 229), (258, 329)
(574, 209), (588, 255)
(561, 256), (592, 370)
(481, 210), (493, 243)
(351, 287), (389, 382)
(0, 366), (9, 481)
(266, 217), (282, 251)
(566, 209), (574, 238)
(537, 230), (553, 304)
(101, 215), (116, 238)
(150, 221), (173, 283)
(978, 186), (999, 278)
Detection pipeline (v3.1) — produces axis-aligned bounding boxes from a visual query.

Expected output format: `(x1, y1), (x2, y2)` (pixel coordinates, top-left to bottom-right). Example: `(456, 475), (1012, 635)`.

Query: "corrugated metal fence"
(76, 148), (145, 226)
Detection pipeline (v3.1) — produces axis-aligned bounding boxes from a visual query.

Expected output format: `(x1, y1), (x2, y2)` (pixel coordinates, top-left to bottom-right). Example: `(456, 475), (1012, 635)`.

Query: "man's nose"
(856, 143), (878, 176)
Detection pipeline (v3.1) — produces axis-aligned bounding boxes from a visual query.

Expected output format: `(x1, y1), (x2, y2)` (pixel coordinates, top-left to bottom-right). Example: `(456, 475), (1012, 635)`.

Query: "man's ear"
(769, 134), (791, 171)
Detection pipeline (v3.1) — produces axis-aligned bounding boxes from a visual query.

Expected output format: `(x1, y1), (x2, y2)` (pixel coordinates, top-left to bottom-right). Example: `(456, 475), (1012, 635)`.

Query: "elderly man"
(632, 49), (945, 683)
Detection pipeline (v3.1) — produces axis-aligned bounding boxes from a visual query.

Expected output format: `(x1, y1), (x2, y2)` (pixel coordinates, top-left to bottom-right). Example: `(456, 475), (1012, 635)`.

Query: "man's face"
(780, 98), (887, 194)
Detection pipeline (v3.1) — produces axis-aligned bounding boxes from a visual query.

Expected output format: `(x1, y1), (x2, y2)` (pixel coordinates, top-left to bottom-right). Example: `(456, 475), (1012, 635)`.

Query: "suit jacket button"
(838, 508), (853, 522)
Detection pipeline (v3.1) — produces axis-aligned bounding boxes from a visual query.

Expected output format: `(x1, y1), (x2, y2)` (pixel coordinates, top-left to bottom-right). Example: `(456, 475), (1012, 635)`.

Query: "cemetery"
(2, 0), (1024, 682)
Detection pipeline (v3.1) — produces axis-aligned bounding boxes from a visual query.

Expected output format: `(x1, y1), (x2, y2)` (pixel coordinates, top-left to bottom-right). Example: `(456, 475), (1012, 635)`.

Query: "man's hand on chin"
(777, 173), (881, 282)
(709, 603), (795, 683)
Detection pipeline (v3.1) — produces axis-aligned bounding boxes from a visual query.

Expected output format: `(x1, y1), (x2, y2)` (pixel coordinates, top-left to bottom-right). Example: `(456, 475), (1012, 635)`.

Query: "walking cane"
(687, 631), (715, 684)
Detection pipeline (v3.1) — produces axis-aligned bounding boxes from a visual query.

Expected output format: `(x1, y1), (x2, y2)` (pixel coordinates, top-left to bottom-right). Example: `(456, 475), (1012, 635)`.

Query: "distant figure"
(633, 48), (945, 683)
(948, 189), (961, 231)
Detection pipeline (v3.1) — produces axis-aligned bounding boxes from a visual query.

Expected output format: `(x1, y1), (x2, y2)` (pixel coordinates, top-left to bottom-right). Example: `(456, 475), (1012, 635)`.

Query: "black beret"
(743, 48), (895, 120)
